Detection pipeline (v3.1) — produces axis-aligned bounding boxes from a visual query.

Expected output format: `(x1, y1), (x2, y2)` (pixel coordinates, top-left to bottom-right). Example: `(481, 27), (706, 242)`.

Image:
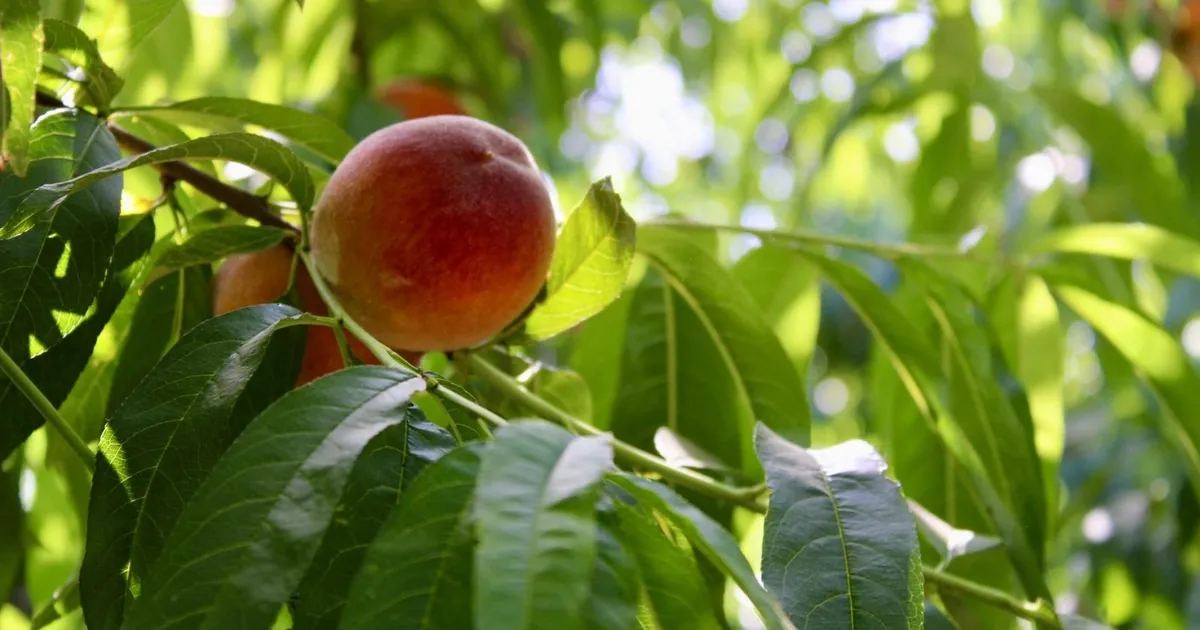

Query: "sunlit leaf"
(473, 421), (614, 630)
(908, 500), (1002, 566)
(731, 244), (820, 382)
(1030, 222), (1200, 278)
(756, 426), (923, 629)
(147, 225), (290, 281)
(530, 366), (594, 423)
(121, 367), (426, 630)
(42, 18), (124, 108)
(81, 305), (308, 630)
(0, 0), (42, 176)
(525, 177), (637, 341)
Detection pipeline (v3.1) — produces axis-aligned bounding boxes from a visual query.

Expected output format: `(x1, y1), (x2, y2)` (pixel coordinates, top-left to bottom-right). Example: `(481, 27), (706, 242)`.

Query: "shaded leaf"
(81, 305), (308, 630)
(42, 18), (124, 108)
(1, 132), (312, 239)
(120, 97), (356, 164)
(473, 421), (614, 630)
(148, 224), (290, 280)
(530, 366), (594, 423)
(0, 0), (42, 175)
(292, 418), (457, 629)
(608, 473), (795, 630)
(732, 243), (821, 381)
(525, 177), (636, 341)
(340, 443), (484, 630)
(757, 426), (922, 629)
(584, 513), (641, 630)
(121, 367), (426, 630)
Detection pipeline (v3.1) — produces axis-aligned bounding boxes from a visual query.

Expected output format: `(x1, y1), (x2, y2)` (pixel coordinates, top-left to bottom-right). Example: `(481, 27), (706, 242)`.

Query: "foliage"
(4, 0), (1200, 629)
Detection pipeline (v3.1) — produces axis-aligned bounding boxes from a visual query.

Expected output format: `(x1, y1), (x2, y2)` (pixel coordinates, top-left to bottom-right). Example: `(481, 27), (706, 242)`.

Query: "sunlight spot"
(802, 3), (839, 40)
(1182, 318), (1200, 358)
(1082, 507), (1115, 543)
(958, 225), (987, 253)
(883, 122), (919, 163)
(680, 16), (711, 48)
(970, 105), (996, 142)
(1017, 152), (1056, 192)
(559, 127), (590, 160)
(821, 68), (856, 102)
(186, 0), (234, 18)
(641, 153), (678, 186)
(759, 161), (796, 201)
(1067, 320), (1096, 353)
(19, 468), (36, 511)
(870, 13), (933, 62)
(1061, 155), (1089, 185)
(1130, 41), (1162, 82)
(971, 0), (1004, 28)
(829, 0), (865, 23)
(781, 31), (813, 64)
(814, 377), (850, 416)
(1149, 478), (1170, 502)
(714, 0), (749, 22)
(223, 161), (257, 181)
(790, 68), (820, 103)
(982, 44), (1015, 79)
(28, 335), (47, 357)
(754, 118), (790, 154)
(54, 245), (71, 279)
(729, 234), (762, 263)
(741, 203), (778, 230)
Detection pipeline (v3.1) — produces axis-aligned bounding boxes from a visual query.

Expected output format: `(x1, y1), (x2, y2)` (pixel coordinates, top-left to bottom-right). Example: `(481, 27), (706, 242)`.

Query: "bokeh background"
(12, 0), (1200, 628)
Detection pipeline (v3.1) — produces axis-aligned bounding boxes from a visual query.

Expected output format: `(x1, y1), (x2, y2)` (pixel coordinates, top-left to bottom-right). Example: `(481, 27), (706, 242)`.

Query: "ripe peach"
(309, 115), (556, 352)
(212, 244), (422, 386)
(375, 78), (466, 119)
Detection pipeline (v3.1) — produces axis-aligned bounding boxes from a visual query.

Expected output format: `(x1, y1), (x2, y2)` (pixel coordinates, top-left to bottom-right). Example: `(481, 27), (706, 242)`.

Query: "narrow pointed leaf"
(584, 514), (642, 630)
(637, 225), (810, 447)
(1052, 284), (1200, 494)
(0, 109), (122, 359)
(340, 443), (484, 630)
(1, 132), (313, 239)
(81, 305), (308, 630)
(117, 97), (356, 164)
(756, 426), (922, 628)
(473, 421), (615, 630)
(148, 224), (290, 280)
(524, 177), (636, 341)
(94, 0), (182, 64)
(122, 367), (427, 630)
(42, 18), (124, 108)
(732, 244), (821, 381)
(292, 419), (457, 629)
(0, 0), (42, 176)
(1030, 222), (1200, 278)
(608, 473), (796, 630)
(908, 500), (1002, 565)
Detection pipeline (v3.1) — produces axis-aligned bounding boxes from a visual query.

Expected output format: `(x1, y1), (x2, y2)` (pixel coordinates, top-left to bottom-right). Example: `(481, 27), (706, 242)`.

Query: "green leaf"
(530, 366), (594, 423)
(0, 109), (122, 359)
(0, 0), (42, 176)
(81, 305), (308, 630)
(756, 426), (923, 628)
(119, 97), (357, 164)
(42, 18), (124, 108)
(94, 0), (183, 66)
(0, 468), (20, 608)
(473, 421), (615, 630)
(1051, 283), (1200, 495)
(570, 290), (633, 430)
(1034, 86), (1197, 237)
(0, 210), (154, 459)
(524, 177), (636, 341)
(908, 500), (1002, 566)
(148, 224), (290, 280)
(121, 367), (427, 630)
(608, 473), (796, 630)
(291, 418), (457, 629)
(636, 225), (811, 456)
(30, 575), (80, 630)
(1029, 222), (1200, 278)
(608, 497), (721, 630)
(732, 244), (821, 382)
(0, 132), (313, 239)
(340, 443), (483, 630)
(584, 513), (642, 630)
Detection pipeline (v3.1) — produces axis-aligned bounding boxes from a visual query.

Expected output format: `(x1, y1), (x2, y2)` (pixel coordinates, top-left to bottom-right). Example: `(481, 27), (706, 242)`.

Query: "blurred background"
(13, 0), (1200, 628)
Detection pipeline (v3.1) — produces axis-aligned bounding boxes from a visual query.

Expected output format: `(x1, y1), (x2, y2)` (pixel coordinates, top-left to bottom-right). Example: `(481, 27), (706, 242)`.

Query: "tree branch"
(923, 565), (1061, 628)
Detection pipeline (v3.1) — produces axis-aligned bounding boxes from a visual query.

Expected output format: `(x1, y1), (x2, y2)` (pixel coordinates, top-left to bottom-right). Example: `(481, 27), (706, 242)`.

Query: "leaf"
(1034, 86), (1197, 237)
(0, 210), (154, 459)
(524, 177), (636, 341)
(0, 109), (122, 359)
(81, 305), (308, 630)
(95, 0), (183, 66)
(636, 225), (811, 454)
(340, 443), (484, 630)
(0, 132), (313, 239)
(473, 421), (615, 630)
(732, 244), (821, 381)
(570, 290), (634, 430)
(291, 418), (457, 629)
(0, 468), (20, 608)
(653, 427), (734, 474)
(41, 18), (124, 108)
(0, 0), (42, 175)
(756, 426), (922, 629)
(121, 367), (427, 630)
(584, 513), (642, 630)
(1052, 284), (1200, 495)
(608, 473), (796, 630)
(608, 496), (722, 630)
(530, 366), (594, 423)
(1029, 222), (1200, 278)
(148, 224), (290, 280)
(119, 97), (357, 164)
(908, 500), (1002, 566)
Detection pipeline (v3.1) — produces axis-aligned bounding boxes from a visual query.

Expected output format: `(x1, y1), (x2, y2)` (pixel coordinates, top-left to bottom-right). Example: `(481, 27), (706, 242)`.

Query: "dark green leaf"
(42, 18), (124, 108)
(608, 473), (795, 630)
(473, 421), (614, 630)
(756, 425), (922, 628)
(122, 367), (427, 630)
(638, 226), (810, 449)
(0, 109), (122, 359)
(525, 177), (636, 341)
(119, 97), (357, 164)
(81, 305), (309, 630)
(340, 443), (483, 630)
(148, 224), (290, 280)
(292, 418), (457, 629)
(0, 132), (313, 239)
(0, 0), (42, 175)
(584, 514), (641, 630)
(0, 467), (20, 607)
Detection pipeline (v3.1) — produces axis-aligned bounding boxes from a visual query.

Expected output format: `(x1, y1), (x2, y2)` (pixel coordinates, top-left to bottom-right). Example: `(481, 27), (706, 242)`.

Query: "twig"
(0, 345), (94, 473)
(923, 565), (1062, 628)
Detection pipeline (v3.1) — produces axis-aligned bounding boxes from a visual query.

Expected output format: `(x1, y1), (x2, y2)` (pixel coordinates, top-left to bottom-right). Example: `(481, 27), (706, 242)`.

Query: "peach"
(309, 115), (556, 352)
(212, 244), (421, 386)
(375, 78), (466, 119)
